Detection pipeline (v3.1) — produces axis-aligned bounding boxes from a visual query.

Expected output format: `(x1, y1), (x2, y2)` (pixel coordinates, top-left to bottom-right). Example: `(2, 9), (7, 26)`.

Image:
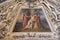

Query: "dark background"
(0, 0), (6, 3)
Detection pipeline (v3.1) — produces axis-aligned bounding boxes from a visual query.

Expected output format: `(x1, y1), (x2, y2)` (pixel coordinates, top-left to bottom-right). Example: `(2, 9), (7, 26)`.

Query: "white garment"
(24, 16), (35, 29)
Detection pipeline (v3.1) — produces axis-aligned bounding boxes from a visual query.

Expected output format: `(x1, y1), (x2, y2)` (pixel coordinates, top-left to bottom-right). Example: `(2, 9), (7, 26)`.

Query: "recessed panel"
(13, 9), (51, 32)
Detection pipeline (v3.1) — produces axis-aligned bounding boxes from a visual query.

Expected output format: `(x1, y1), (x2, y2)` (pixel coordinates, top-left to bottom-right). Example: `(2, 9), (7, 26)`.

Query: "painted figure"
(23, 11), (31, 28)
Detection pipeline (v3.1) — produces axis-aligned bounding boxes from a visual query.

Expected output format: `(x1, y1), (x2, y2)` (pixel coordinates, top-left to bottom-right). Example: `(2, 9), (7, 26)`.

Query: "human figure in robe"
(23, 11), (31, 28)
(33, 13), (41, 31)
(23, 15), (35, 30)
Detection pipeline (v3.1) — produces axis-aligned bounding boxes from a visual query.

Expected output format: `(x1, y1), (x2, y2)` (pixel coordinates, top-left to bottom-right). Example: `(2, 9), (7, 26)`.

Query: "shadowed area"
(0, 0), (6, 3)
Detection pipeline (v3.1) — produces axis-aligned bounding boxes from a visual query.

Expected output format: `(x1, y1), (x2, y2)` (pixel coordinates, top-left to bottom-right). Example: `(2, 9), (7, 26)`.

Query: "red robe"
(34, 15), (41, 26)
(23, 13), (31, 28)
